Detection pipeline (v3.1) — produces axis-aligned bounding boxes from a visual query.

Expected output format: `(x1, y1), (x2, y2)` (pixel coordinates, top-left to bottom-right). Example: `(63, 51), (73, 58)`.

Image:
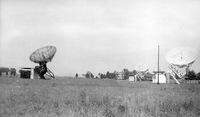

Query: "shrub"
(185, 70), (196, 80)
(196, 72), (200, 80)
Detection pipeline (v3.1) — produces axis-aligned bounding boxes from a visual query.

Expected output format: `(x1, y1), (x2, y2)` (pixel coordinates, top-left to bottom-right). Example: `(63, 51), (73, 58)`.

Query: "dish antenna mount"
(134, 64), (149, 81)
(30, 46), (57, 79)
(165, 47), (198, 84)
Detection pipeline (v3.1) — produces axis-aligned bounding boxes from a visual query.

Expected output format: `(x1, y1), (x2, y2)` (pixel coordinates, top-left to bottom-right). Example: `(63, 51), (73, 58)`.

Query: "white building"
(152, 71), (169, 83)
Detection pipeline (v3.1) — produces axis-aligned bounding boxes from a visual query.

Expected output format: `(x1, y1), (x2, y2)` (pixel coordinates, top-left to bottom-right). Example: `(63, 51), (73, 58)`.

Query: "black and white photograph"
(0, 0), (200, 116)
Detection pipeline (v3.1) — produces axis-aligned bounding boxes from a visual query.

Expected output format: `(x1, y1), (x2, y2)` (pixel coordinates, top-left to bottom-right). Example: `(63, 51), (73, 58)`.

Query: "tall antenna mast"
(157, 45), (160, 84)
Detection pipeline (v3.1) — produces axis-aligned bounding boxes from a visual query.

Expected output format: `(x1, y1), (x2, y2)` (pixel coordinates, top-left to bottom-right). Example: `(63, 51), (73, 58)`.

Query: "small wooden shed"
(129, 72), (137, 81)
(20, 67), (39, 79)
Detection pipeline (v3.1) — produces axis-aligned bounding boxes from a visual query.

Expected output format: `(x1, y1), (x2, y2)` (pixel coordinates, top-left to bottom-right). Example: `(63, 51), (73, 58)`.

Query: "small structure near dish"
(129, 72), (137, 81)
(165, 47), (198, 84)
(19, 67), (39, 79)
(29, 45), (57, 79)
(152, 71), (170, 83)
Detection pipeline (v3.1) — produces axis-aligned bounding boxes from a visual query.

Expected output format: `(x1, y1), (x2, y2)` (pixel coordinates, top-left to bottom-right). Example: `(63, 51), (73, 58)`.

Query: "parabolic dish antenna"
(165, 47), (198, 67)
(30, 46), (57, 63)
(135, 64), (149, 72)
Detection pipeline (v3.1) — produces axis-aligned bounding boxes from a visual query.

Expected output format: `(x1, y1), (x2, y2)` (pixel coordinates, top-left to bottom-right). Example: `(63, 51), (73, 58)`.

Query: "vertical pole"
(157, 45), (160, 84)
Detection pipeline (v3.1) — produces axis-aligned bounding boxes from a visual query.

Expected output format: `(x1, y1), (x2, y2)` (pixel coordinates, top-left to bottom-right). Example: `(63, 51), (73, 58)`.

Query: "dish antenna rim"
(134, 64), (150, 72)
(29, 45), (57, 64)
(165, 47), (198, 67)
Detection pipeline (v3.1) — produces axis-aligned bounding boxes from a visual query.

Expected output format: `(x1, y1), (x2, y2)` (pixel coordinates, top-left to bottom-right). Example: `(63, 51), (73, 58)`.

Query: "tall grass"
(0, 77), (200, 117)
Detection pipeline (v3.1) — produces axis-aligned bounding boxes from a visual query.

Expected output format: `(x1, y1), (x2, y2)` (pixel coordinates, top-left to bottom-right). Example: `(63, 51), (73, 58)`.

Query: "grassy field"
(0, 76), (200, 117)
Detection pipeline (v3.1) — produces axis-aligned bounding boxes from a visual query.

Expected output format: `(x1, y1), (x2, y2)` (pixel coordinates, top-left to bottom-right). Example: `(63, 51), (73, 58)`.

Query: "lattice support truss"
(44, 68), (55, 79)
(134, 69), (149, 81)
(168, 64), (185, 78)
(168, 64), (186, 84)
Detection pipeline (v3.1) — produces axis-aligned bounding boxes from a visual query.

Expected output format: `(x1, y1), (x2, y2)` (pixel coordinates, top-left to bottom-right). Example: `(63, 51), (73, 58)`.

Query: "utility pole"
(157, 45), (160, 84)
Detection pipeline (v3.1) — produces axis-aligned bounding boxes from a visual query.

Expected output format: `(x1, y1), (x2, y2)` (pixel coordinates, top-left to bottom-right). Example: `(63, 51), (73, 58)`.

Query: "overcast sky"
(1, 0), (200, 76)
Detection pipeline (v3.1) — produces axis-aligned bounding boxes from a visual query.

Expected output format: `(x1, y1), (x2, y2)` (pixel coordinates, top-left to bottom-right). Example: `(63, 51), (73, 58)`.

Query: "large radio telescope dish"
(30, 46), (57, 63)
(165, 47), (198, 67)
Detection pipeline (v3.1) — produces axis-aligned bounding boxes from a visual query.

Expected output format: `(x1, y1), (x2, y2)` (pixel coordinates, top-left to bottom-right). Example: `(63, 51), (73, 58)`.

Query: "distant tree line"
(0, 67), (9, 76)
(106, 71), (116, 79)
(99, 68), (130, 80)
(97, 68), (153, 80)
(0, 67), (16, 77)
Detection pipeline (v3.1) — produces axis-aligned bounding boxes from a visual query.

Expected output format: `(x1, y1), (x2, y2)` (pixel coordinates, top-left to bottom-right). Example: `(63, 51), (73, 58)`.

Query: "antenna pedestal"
(35, 66), (55, 79)
(29, 46), (57, 80)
